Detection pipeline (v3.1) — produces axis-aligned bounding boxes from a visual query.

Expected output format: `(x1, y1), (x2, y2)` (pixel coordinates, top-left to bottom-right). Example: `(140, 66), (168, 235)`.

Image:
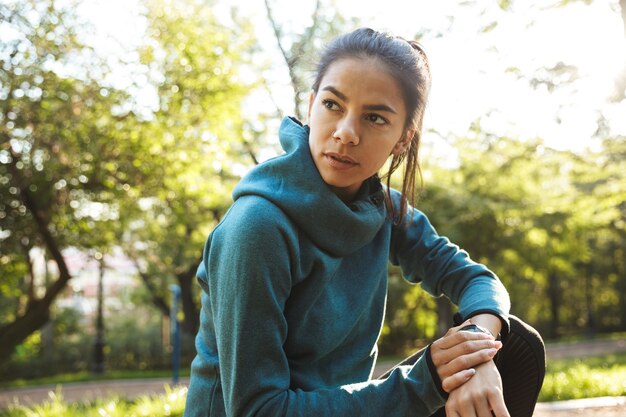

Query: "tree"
(0, 0), (144, 361)
(118, 0), (259, 336)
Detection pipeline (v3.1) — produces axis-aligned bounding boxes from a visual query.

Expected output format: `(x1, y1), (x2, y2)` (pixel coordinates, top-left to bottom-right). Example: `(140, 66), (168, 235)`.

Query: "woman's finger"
(441, 368), (476, 393)
(432, 339), (502, 366)
(432, 327), (494, 351)
(473, 395), (493, 417)
(438, 348), (498, 380)
(489, 390), (511, 417)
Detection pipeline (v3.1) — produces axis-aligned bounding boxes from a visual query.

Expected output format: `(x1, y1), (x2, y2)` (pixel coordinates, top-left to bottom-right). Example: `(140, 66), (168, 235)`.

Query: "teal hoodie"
(184, 117), (510, 417)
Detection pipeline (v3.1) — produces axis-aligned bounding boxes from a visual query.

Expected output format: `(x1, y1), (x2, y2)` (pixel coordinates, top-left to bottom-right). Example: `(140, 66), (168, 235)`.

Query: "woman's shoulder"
(214, 195), (296, 244)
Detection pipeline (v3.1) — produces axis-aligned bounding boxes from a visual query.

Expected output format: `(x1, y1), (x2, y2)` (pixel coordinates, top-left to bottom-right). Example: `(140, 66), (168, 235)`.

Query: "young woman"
(184, 28), (545, 417)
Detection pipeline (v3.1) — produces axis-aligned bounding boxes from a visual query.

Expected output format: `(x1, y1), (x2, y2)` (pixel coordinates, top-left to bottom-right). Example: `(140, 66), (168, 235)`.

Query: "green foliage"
(1, 0), (625, 376)
(0, 285), (194, 382)
(0, 0), (140, 252)
(1, 309), (91, 380)
(102, 289), (196, 372)
(0, 0), (152, 359)
(112, 0), (263, 334)
(378, 268), (437, 355)
(0, 258), (27, 326)
(0, 385), (187, 417)
(0, 0), (262, 356)
(413, 129), (626, 340)
(377, 121), (626, 351)
(540, 352), (626, 401)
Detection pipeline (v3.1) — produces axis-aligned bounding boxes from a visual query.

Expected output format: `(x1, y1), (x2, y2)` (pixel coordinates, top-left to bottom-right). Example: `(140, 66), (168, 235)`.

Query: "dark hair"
(312, 28), (432, 224)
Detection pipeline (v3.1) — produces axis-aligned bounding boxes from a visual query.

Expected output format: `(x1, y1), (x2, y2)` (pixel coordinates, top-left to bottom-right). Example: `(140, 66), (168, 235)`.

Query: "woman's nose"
(333, 116), (360, 145)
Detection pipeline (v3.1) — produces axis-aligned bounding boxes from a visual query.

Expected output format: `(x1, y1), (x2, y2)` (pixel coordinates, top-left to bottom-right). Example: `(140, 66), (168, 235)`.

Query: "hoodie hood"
(232, 117), (387, 256)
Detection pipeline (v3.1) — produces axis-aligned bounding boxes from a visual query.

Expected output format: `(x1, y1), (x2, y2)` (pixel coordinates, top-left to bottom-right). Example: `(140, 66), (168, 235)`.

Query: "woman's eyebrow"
(364, 104), (397, 114)
(322, 85), (348, 102)
(321, 85), (398, 114)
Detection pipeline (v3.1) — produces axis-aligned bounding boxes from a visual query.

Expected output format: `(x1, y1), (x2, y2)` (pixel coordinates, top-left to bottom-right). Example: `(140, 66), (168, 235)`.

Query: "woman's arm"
(388, 190), (510, 335)
(387, 190), (512, 416)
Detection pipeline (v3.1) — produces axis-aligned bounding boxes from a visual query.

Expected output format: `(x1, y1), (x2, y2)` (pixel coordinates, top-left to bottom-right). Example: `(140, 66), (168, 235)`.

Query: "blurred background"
(1, 0), (625, 408)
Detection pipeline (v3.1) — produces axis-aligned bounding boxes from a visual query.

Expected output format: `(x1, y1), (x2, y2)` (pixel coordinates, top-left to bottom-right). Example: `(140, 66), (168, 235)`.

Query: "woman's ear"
(392, 128), (415, 156)
(306, 91), (315, 124)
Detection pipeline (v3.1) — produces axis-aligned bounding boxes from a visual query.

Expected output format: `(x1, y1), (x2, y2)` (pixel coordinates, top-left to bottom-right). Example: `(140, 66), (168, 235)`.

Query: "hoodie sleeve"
(388, 191), (510, 335)
(186, 197), (447, 417)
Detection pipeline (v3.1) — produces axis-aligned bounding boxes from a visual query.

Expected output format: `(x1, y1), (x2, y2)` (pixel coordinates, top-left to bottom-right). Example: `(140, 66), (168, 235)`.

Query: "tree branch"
(292, 0), (321, 61)
(133, 262), (171, 318)
(7, 147), (72, 303)
(0, 146), (73, 362)
(260, 77), (285, 120)
(264, 0), (290, 72)
(263, 0), (314, 119)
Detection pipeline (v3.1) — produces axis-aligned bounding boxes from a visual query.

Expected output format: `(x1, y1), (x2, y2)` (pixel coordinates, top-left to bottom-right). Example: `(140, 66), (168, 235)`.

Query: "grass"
(1, 352), (625, 415)
(0, 386), (187, 417)
(539, 351), (626, 402)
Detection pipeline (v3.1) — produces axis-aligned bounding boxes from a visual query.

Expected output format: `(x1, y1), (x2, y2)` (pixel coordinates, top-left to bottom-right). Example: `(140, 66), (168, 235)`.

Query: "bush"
(0, 293), (195, 383)
(1, 309), (92, 380)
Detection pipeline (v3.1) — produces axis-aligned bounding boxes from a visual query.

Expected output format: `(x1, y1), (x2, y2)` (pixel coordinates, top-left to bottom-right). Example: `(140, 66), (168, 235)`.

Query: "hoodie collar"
(232, 117), (387, 256)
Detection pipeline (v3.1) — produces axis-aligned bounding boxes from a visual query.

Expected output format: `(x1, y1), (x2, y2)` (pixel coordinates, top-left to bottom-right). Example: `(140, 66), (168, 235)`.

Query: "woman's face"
(307, 57), (414, 203)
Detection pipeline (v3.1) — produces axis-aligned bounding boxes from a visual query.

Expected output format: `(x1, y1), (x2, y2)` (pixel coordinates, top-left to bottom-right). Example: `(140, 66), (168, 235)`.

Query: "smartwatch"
(460, 323), (500, 340)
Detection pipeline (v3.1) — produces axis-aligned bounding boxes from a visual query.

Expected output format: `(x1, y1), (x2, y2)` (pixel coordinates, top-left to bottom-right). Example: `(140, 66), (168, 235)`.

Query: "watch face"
(460, 324), (494, 337)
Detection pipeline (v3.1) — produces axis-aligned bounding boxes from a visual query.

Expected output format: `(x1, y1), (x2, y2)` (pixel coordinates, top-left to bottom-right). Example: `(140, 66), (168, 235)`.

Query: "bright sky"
(79, 0), (626, 154)
(253, 0), (626, 154)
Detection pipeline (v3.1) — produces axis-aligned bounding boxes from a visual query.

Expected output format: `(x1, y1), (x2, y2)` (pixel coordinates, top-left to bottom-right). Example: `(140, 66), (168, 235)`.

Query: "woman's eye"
(366, 114), (387, 125)
(322, 99), (340, 111)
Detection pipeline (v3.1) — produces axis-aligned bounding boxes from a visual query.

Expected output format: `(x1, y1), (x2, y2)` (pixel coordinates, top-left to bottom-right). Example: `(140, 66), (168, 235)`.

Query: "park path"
(533, 397), (626, 416)
(544, 337), (626, 359)
(1, 338), (626, 415)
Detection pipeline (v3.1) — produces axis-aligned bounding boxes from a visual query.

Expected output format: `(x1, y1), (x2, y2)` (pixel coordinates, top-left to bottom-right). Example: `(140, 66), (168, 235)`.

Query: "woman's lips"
(324, 152), (358, 169)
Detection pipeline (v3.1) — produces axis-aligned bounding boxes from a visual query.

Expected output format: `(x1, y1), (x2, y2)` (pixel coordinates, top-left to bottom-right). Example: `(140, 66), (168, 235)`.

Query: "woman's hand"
(444, 360), (510, 417)
(429, 320), (502, 393)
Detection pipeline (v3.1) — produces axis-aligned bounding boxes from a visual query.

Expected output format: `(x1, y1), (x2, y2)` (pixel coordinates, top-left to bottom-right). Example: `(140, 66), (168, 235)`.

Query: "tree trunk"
(136, 263), (199, 337)
(137, 269), (171, 317)
(583, 265), (596, 336)
(616, 235), (626, 332)
(547, 272), (560, 339)
(0, 300), (51, 361)
(0, 150), (74, 365)
(0, 247), (71, 364)
(178, 262), (200, 335)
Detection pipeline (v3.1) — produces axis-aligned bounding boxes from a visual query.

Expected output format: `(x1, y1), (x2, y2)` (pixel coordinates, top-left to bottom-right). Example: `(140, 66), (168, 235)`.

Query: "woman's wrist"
(467, 313), (502, 339)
